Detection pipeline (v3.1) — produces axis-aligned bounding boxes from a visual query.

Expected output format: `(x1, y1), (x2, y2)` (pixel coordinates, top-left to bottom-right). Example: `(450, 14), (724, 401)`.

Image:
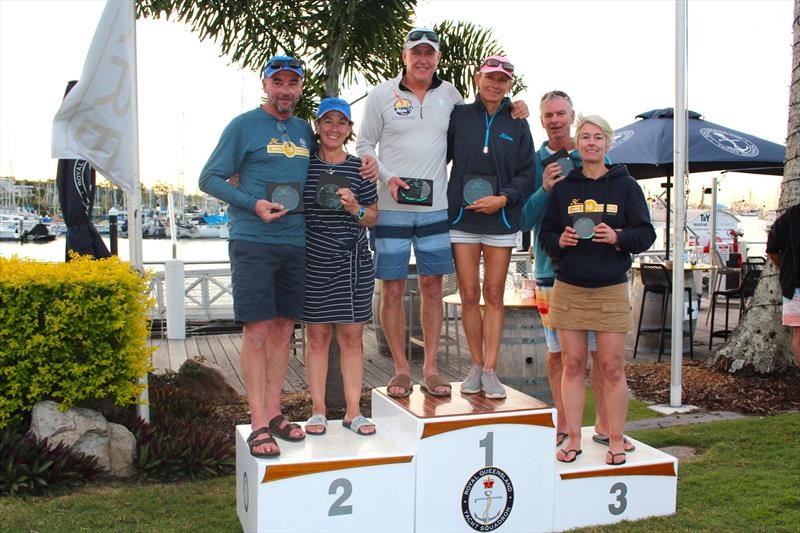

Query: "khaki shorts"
(548, 280), (632, 333)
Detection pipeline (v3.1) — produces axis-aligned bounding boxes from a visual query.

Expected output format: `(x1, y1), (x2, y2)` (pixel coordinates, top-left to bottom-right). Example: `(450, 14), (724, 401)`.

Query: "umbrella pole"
(664, 176), (671, 260)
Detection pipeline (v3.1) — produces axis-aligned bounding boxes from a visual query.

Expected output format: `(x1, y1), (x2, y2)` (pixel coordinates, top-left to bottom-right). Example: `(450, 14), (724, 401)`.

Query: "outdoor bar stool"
(708, 265), (763, 348)
(706, 248), (741, 326)
(633, 263), (694, 362)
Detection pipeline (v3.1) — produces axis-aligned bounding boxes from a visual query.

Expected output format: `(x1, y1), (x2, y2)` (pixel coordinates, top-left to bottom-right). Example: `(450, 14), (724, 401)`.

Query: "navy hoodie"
(446, 96), (535, 234)
(539, 164), (656, 288)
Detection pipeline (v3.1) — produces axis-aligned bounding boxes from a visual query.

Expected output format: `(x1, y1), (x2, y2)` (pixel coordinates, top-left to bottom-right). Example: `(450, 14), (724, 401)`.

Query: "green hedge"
(0, 255), (154, 427)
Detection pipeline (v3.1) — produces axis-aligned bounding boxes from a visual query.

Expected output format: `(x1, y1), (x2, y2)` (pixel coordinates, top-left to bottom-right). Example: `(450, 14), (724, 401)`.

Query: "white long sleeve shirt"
(356, 71), (463, 212)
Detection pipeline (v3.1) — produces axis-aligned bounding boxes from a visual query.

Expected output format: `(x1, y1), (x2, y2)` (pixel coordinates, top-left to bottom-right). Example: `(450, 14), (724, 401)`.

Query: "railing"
(146, 264), (233, 322)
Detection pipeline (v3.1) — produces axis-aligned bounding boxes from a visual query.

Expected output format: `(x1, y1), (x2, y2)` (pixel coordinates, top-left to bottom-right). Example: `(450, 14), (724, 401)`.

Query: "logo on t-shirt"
(393, 97), (413, 116)
(266, 138), (310, 158)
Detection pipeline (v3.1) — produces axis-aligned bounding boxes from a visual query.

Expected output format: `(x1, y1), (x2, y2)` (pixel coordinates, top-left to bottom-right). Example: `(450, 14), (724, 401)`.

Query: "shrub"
(0, 423), (103, 496)
(0, 255), (154, 428)
(128, 379), (235, 481)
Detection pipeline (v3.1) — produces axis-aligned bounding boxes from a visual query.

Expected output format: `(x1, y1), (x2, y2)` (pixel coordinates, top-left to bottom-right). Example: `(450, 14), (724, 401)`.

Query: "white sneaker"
(481, 369), (507, 399)
(461, 364), (483, 394)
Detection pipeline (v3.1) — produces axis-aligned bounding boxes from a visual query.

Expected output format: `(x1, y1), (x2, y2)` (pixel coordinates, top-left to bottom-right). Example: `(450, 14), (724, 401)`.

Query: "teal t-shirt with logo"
(199, 107), (315, 246)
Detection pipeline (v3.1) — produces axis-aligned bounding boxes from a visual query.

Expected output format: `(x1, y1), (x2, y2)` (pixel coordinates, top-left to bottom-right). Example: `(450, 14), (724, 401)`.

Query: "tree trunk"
(712, 0), (800, 374)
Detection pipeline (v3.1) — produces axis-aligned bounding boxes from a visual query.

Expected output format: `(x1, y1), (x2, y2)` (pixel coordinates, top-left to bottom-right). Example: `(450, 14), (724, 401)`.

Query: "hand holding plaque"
(316, 173), (350, 211)
(396, 178), (433, 206)
(462, 174), (497, 207)
(541, 149), (575, 177)
(267, 182), (304, 214)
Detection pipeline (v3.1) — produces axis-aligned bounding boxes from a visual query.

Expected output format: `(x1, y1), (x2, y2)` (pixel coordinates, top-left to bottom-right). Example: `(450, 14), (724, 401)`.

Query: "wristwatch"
(354, 206), (366, 221)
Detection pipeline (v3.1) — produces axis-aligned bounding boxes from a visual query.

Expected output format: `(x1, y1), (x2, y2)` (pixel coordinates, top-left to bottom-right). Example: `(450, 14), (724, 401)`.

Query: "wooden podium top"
(375, 381), (550, 419)
(443, 292), (537, 310)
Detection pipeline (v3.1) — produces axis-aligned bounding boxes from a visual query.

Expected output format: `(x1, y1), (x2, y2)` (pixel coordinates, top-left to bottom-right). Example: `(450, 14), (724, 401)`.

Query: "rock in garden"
(177, 357), (242, 403)
(29, 401), (135, 478)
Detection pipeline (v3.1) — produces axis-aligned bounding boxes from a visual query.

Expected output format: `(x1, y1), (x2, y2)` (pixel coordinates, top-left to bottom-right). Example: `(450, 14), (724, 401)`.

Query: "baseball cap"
(316, 98), (353, 122)
(479, 55), (514, 78)
(404, 28), (440, 52)
(263, 55), (304, 79)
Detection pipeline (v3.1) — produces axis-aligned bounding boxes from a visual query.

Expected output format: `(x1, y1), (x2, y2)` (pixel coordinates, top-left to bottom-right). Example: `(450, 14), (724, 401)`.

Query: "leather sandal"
(387, 374), (413, 398)
(247, 427), (280, 458)
(268, 414), (306, 442)
(420, 374), (451, 397)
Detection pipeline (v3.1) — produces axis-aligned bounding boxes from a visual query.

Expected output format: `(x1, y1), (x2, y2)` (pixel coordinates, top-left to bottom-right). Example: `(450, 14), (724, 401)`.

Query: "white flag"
(52, 0), (138, 194)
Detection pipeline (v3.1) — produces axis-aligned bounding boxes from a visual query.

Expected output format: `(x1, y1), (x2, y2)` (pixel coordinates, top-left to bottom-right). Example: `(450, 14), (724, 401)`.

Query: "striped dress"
(302, 154), (378, 323)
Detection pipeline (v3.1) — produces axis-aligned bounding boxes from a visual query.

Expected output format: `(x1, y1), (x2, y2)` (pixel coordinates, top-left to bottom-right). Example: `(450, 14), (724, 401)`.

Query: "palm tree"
(711, 0), (799, 374)
(136, 0), (522, 118)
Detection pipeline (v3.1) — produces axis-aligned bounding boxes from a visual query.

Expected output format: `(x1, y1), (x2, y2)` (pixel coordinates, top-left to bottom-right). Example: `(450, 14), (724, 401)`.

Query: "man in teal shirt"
(200, 56), (314, 457)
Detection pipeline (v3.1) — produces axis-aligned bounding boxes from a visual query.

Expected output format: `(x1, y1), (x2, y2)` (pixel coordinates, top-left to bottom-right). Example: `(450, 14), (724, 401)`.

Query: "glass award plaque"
(541, 149), (575, 177)
(463, 174), (496, 206)
(397, 178), (433, 206)
(316, 172), (350, 210)
(573, 216), (596, 239)
(267, 182), (303, 214)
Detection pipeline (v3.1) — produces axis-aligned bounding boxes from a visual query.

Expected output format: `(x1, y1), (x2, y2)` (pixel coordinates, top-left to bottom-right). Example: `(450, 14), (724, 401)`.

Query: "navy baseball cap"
(316, 98), (352, 122)
(263, 55), (304, 79)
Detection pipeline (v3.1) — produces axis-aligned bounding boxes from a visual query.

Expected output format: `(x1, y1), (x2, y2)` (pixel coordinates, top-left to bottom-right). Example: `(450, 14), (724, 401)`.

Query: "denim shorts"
(229, 240), (305, 323)
(373, 209), (454, 280)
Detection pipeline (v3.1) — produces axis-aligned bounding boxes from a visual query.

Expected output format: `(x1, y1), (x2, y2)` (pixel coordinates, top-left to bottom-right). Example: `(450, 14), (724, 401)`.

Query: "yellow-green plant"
(0, 254), (154, 427)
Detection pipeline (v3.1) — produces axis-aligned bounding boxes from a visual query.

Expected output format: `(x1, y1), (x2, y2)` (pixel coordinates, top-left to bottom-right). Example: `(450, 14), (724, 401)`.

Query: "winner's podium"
(372, 382), (557, 532)
(236, 382), (678, 532)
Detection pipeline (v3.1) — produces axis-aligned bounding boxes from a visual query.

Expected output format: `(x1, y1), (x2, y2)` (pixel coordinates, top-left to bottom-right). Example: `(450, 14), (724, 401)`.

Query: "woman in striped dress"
(303, 98), (378, 436)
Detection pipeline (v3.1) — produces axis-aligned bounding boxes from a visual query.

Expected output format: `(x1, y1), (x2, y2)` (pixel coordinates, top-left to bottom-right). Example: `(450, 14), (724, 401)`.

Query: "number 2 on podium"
(328, 478), (353, 516)
(480, 432), (494, 466)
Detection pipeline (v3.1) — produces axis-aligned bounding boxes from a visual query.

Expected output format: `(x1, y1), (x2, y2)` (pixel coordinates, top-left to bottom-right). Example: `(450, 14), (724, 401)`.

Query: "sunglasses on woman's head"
(482, 58), (514, 73)
(407, 30), (439, 43)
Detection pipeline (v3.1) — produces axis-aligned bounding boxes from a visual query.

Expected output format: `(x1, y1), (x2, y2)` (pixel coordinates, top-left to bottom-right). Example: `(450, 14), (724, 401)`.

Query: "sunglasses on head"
(268, 58), (303, 70)
(407, 30), (439, 43)
(482, 58), (514, 73)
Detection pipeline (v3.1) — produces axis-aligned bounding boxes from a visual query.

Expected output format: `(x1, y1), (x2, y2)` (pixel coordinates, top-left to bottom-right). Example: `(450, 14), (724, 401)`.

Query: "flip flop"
(606, 451), (627, 466)
(556, 448), (582, 463)
(556, 432), (568, 447)
(387, 374), (413, 398)
(268, 414), (306, 442)
(342, 415), (376, 436)
(305, 413), (328, 436)
(592, 433), (636, 452)
(246, 427), (280, 458)
(420, 374), (452, 397)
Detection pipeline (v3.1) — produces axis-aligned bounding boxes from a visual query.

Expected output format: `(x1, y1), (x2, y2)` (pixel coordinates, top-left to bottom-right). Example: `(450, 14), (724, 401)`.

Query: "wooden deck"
(149, 298), (734, 396)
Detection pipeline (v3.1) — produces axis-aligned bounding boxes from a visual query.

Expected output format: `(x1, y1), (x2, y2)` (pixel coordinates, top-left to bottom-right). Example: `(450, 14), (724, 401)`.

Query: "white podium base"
(373, 382), (557, 533)
(236, 422), (414, 533)
(553, 427), (678, 531)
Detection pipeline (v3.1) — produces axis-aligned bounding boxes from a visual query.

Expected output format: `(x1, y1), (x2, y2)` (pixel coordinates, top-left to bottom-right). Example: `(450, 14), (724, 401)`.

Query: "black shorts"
(229, 240), (305, 323)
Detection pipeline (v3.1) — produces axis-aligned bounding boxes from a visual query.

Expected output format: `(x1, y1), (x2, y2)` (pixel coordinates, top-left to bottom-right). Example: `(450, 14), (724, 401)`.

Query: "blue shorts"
(229, 240), (305, 323)
(374, 209), (454, 280)
(543, 323), (597, 354)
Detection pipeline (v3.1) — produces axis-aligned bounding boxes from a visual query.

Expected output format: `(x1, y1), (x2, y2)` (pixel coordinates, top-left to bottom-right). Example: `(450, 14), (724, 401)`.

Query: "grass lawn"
(2, 413), (797, 532)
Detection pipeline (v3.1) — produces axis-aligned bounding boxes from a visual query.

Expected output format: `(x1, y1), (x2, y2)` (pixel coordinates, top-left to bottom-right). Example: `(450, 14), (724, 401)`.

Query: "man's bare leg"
(419, 273), (449, 393)
(381, 278), (411, 395)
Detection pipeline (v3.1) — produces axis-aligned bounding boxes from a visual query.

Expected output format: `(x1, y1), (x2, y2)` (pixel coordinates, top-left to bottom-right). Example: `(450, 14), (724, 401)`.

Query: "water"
(1, 215), (771, 265)
(0, 236), (231, 266)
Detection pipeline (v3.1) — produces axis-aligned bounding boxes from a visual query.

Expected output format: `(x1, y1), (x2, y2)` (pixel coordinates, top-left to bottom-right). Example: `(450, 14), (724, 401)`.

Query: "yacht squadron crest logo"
(461, 467), (514, 531)
(700, 128), (759, 157)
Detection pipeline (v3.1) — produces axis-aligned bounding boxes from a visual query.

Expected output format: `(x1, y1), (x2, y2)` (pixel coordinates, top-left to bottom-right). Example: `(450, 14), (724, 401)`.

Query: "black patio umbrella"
(56, 80), (110, 262)
(607, 108), (785, 257)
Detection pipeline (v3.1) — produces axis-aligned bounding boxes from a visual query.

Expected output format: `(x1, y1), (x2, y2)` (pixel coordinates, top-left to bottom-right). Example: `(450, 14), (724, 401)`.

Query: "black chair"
(633, 263), (694, 362)
(708, 264), (763, 348)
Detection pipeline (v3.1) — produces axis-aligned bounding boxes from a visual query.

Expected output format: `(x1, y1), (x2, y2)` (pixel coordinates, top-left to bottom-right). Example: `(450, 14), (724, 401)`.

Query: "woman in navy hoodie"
(446, 56), (535, 399)
(539, 115), (655, 466)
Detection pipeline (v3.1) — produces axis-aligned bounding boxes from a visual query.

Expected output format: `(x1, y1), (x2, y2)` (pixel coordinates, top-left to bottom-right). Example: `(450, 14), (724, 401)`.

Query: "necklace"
(317, 151), (348, 173)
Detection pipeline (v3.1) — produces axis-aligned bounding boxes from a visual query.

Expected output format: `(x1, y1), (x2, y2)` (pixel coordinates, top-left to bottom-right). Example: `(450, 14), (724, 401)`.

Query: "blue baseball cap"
(263, 55), (304, 79)
(316, 97), (353, 122)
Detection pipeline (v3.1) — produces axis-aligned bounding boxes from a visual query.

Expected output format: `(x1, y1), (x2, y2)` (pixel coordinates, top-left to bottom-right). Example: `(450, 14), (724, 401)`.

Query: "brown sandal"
(268, 414), (306, 442)
(247, 427), (280, 457)
(387, 374), (413, 398)
(420, 374), (451, 397)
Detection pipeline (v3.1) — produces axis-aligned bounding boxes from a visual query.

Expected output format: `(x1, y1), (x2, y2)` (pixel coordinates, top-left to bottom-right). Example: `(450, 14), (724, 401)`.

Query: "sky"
(0, 0), (793, 208)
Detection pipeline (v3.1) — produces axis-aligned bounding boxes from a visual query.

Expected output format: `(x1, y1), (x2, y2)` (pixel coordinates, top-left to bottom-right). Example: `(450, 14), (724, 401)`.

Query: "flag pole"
(127, 2), (148, 423)
(670, 0), (688, 408)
